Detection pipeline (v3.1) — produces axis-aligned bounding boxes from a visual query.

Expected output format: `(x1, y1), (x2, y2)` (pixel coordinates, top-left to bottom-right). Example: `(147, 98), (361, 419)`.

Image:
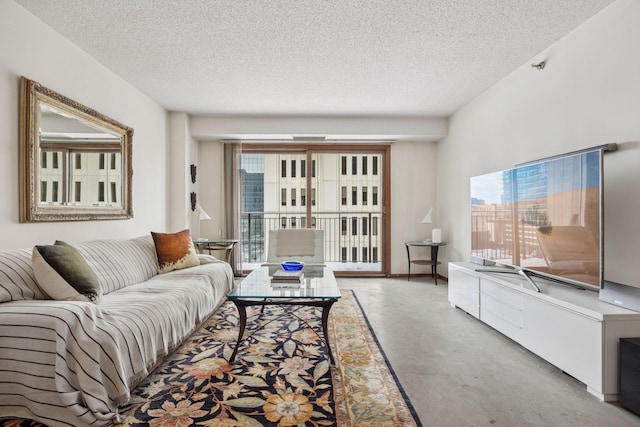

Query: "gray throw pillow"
(32, 241), (102, 303)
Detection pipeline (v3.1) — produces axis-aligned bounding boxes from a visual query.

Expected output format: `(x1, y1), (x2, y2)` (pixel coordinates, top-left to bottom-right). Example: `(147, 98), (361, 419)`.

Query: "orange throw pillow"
(151, 229), (200, 274)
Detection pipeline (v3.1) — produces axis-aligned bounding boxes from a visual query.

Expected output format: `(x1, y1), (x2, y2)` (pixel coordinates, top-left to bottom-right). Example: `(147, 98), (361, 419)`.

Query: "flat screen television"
(470, 150), (603, 291)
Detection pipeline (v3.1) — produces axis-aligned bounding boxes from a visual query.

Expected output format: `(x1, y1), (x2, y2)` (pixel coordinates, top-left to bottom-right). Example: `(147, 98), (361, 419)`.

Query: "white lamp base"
(432, 228), (442, 243)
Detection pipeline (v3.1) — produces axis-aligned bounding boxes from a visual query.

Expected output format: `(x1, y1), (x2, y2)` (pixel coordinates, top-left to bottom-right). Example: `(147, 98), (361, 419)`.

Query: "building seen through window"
(240, 152), (383, 266)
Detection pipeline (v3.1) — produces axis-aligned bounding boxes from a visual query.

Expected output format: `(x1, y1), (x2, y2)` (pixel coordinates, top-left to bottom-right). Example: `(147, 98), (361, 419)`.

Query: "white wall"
(190, 115), (447, 142)
(390, 140), (438, 273)
(0, 1), (169, 249)
(437, 0), (640, 286)
(192, 115), (442, 274)
(168, 112), (195, 233)
(197, 140), (226, 239)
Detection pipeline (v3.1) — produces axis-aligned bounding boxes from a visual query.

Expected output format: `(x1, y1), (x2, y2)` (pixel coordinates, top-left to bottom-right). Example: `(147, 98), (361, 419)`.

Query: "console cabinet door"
(448, 267), (480, 318)
(522, 295), (603, 393)
(480, 278), (523, 342)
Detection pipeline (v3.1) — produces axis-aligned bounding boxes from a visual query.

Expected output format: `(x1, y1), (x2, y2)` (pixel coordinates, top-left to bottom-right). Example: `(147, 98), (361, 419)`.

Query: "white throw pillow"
(32, 241), (102, 303)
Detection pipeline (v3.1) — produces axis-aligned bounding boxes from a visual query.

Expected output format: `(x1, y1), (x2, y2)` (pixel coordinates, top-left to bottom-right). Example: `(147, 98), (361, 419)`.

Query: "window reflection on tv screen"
(471, 150), (602, 288)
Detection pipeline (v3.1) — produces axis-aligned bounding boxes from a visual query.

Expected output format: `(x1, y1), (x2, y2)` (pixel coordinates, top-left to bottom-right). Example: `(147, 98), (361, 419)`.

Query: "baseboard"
(390, 273), (448, 283)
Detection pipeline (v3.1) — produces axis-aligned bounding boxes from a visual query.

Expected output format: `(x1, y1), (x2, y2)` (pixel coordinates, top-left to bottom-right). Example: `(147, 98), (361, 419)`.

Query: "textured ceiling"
(16, 0), (614, 117)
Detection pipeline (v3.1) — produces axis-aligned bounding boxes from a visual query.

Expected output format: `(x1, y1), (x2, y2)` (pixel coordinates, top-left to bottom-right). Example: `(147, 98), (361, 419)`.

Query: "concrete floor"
(338, 276), (640, 427)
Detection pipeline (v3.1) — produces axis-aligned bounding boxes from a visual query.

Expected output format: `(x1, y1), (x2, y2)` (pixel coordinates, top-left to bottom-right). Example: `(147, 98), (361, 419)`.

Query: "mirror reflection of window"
(111, 182), (117, 203)
(98, 181), (105, 202)
(38, 149), (123, 206)
(66, 152), (122, 206)
(52, 181), (59, 203)
(39, 105), (123, 208)
(40, 181), (47, 202)
(39, 149), (63, 205)
(74, 182), (81, 203)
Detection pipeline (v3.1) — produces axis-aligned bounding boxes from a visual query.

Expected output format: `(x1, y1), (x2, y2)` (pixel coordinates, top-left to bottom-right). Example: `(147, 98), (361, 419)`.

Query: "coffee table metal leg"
(321, 299), (338, 366)
(228, 298), (339, 366)
(405, 243), (411, 281)
(229, 300), (247, 363)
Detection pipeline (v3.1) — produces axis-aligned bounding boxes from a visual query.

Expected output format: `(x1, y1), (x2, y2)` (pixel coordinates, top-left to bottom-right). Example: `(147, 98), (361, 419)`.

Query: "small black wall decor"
(190, 192), (197, 211)
(190, 164), (197, 183)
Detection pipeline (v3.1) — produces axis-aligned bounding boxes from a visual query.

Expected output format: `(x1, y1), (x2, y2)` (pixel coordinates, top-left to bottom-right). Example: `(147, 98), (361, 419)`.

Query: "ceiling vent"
(292, 136), (326, 141)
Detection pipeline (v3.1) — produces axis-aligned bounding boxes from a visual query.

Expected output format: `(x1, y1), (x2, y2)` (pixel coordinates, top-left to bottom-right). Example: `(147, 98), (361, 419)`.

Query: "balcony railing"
(471, 209), (549, 263)
(241, 211), (382, 264)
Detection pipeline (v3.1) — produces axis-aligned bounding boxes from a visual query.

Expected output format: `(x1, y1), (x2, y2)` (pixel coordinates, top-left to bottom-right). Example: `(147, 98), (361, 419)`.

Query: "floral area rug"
(2, 290), (421, 427)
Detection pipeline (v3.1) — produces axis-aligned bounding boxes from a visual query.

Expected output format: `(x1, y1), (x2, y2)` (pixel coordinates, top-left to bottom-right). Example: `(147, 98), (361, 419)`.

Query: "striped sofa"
(0, 235), (234, 427)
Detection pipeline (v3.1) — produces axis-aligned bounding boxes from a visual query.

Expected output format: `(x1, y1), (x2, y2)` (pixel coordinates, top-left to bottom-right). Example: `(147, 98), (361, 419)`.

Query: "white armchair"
(266, 229), (325, 265)
(536, 225), (600, 285)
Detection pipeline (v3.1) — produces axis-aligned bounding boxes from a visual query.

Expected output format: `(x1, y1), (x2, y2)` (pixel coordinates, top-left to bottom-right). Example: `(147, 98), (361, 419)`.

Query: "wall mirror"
(19, 77), (133, 222)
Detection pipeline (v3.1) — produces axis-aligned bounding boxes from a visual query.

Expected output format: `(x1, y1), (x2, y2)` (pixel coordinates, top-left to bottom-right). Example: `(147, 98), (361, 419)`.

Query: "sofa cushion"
(0, 248), (47, 303)
(151, 229), (200, 274)
(74, 235), (159, 295)
(32, 241), (102, 303)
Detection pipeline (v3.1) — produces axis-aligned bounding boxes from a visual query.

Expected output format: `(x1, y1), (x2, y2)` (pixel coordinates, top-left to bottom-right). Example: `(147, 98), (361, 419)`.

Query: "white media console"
(448, 262), (640, 401)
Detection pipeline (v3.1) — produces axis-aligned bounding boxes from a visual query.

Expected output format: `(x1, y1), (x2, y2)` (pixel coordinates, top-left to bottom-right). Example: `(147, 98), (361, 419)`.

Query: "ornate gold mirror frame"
(19, 77), (133, 222)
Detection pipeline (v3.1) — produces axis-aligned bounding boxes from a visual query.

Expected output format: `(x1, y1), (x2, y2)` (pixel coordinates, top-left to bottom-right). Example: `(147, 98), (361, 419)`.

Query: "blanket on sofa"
(0, 236), (234, 427)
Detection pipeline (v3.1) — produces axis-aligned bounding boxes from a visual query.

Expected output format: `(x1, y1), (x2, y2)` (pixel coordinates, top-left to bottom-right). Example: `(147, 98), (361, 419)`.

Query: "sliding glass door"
(310, 152), (385, 274)
(238, 145), (389, 276)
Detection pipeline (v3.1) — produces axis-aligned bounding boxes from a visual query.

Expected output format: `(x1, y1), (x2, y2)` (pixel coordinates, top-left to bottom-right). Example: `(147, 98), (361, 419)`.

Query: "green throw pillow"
(32, 241), (102, 303)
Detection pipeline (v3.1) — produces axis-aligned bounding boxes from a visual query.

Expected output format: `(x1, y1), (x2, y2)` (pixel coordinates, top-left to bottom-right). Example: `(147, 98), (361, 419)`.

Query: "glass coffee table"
(226, 265), (341, 365)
